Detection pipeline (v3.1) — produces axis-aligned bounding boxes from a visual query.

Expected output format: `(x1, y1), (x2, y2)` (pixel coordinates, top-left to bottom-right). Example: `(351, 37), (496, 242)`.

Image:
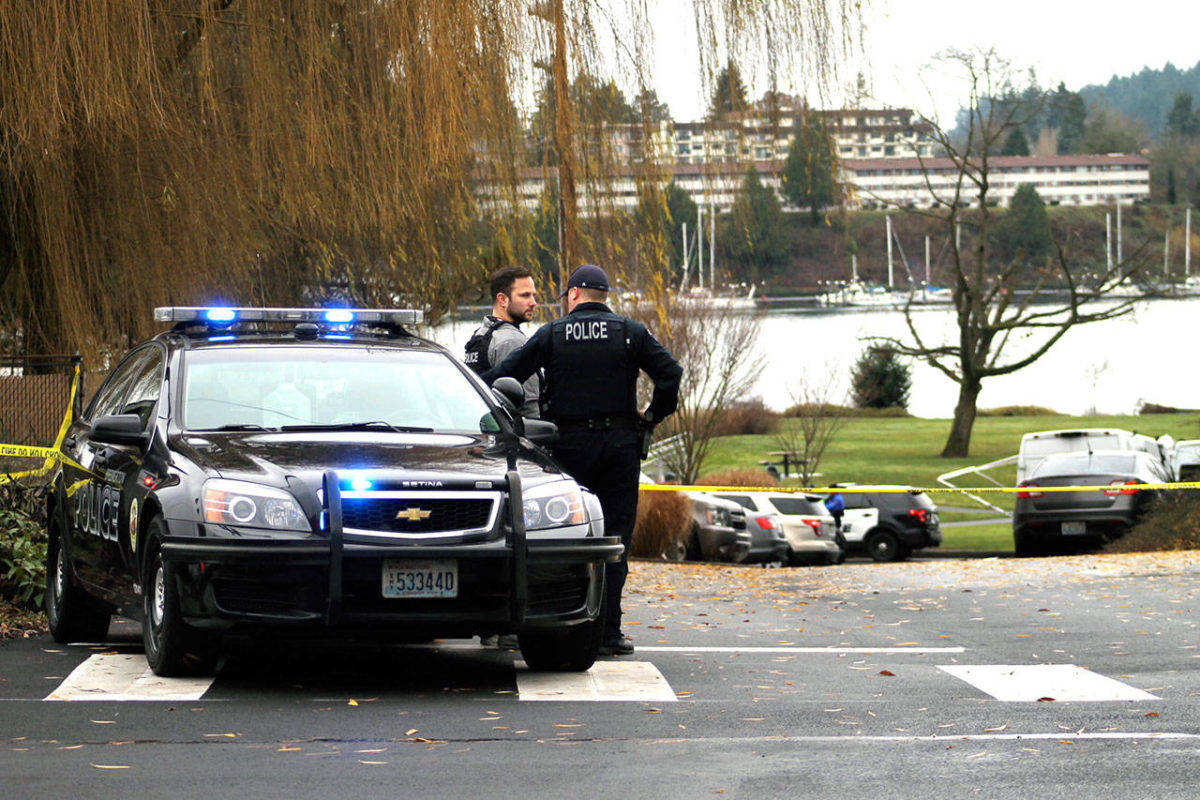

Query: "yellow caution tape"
(0, 443), (63, 459)
(1, 366), (83, 482)
(638, 482), (1200, 495)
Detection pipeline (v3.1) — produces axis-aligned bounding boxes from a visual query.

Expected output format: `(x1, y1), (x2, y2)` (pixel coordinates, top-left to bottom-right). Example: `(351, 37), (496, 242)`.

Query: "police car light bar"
(153, 307), (424, 326)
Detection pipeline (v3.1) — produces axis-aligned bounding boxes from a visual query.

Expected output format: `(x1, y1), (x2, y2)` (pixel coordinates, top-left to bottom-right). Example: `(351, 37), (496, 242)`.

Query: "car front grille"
(339, 491), (500, 537)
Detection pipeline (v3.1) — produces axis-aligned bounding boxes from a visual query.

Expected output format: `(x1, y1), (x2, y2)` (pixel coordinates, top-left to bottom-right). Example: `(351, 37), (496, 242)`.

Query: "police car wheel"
(518, 617), (604, 672)
(45, 523), (111, 645)
(866, 529), (902, 563)
(518, 590), (606, 672)
(142, 519), (219, 677)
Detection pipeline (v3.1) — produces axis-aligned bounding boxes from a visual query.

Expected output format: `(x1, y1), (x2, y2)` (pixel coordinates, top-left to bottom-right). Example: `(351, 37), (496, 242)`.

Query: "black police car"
(45, 307), (621, 676)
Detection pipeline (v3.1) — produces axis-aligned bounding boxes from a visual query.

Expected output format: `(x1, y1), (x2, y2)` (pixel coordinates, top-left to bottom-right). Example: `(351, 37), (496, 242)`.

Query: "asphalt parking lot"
(4, 552), (1200, 799)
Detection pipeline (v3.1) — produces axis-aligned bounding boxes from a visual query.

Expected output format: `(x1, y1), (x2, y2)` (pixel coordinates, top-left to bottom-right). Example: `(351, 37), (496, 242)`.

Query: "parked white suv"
(712, 491), (842, 566)
(1018, 429), (1169, 483)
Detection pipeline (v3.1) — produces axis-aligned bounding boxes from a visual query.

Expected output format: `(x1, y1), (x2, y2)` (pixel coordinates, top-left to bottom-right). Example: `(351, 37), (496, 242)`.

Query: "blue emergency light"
(154, 306), (424, 327)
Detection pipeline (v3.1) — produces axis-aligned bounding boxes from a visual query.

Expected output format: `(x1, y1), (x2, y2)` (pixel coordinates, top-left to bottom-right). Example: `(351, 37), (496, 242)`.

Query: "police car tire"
(142, 519), (219, 677)
(45, 523), (111, 645)
(866, 529), (903, 563)
(518, 592), (606, 672)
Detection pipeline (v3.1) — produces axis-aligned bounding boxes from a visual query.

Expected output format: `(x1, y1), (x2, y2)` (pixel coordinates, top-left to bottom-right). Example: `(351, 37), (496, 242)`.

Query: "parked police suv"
(45, 307), (621, 676)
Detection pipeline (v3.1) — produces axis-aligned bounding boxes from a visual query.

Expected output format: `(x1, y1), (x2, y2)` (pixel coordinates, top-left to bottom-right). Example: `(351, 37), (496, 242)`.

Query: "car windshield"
(182, 346), (493, 433)
(1033, 453), (1137, 476)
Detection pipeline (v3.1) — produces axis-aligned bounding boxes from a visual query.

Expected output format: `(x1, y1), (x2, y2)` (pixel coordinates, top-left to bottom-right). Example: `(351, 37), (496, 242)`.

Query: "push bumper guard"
(160, 469), (623, 628)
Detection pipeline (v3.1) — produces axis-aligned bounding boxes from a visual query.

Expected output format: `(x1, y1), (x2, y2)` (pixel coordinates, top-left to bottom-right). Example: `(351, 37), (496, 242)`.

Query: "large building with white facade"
(603, 101), (936, 166)
(490, 152), (1150, 216)
(845, 153), (1151, 209)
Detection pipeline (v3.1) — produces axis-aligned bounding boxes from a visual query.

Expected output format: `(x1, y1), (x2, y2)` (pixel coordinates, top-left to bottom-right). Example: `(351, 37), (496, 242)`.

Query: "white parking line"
(45, 654), (214, 702)
(637, 646), (966, 654)
(516, 660), (677, 702)
(938, 664), (1159, 702)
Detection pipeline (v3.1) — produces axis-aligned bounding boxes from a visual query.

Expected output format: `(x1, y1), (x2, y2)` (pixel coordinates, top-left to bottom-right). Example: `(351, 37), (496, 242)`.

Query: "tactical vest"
(543, 314), (638, 421)
(463, 318), (511, 376)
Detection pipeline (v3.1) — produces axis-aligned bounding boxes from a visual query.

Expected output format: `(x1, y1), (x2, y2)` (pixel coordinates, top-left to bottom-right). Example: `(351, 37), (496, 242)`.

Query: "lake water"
(430, 297), (1196, 418)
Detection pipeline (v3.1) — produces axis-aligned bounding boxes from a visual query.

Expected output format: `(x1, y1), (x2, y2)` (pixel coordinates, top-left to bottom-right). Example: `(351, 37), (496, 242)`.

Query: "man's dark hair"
(489, 267), (533, 301)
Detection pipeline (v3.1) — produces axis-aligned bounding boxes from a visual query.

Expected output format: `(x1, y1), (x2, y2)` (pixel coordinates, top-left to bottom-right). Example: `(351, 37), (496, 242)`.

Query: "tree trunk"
(941, 377), (981, 458)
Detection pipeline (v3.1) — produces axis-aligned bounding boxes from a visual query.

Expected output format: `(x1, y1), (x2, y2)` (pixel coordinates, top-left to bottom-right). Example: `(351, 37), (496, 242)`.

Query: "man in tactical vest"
(465, 267), (541, 418)
(483, 265), (682, 656)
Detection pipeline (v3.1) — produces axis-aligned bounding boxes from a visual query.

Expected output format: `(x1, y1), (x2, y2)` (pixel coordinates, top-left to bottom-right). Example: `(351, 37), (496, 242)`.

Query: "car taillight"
(801, 518), (822, 535)
(1017, 483), (1043, 499)
(1105, 480), (1141, 496)
(755, 515), (776, 530)
(907, 508), (928, 523)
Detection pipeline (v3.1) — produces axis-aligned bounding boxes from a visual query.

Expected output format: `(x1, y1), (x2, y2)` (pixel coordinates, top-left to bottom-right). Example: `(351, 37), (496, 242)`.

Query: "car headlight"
(202, 479), (310, 532)
(522, 480), (586, 531)
(705, 506), (730, 527)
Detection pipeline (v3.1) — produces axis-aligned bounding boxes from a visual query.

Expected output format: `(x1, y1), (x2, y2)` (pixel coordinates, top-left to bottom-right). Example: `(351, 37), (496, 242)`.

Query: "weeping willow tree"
(0, 0), (862, 360)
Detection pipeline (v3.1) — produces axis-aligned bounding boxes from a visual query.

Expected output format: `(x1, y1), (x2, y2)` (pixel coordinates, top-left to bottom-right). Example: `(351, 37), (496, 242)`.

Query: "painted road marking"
(516, 660), (677, 702)
(637, 646), (966, 654)
(45, 654), (214, 702)
(938, 664), (1159, 702)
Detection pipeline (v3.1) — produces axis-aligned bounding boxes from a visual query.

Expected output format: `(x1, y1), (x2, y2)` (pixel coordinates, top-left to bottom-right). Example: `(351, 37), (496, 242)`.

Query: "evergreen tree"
(1047, 83), (1087, 154)
(1166, 91), (1200, 137)
(781, 114), (839, 224)
(633, 88), (672, 123)
(724, 168), (787, 280)
(665, 182), (698, 276)
(850, 348), (911, 410)
(1001, 126), (1030, 155)
(997, 184), (1052, 267)
(708, 60), (749, 120)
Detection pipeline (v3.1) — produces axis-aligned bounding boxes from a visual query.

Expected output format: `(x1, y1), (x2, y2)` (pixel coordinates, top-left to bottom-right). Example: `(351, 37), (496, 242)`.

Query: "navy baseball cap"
(559, 264), (610, 298)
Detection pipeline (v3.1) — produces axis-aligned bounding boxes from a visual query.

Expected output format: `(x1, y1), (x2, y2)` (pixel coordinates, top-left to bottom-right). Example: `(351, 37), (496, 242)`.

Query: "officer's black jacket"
(481, 301), (682, 423)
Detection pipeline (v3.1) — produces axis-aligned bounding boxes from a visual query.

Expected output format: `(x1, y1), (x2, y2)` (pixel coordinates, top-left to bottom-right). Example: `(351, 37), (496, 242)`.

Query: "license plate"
(382, 559), (458, 598)
(1062, 521), (1087, 536)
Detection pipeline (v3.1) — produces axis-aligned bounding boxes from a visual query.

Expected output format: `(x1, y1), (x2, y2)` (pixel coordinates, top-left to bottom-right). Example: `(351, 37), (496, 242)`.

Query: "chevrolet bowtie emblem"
(395, 507), (433, 522)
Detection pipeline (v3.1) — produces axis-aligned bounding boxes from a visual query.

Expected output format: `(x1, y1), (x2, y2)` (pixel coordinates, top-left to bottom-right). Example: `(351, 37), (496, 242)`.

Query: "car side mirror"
(523, 418), (558, 447)
(91, 414), (148, 447)
(490, 377), (524, 413)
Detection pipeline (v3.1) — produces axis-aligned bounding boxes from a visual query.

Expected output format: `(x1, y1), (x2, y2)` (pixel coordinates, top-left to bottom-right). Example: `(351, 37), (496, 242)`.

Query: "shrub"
(850, 347), (911, 409)
(781, 403), (912, 418)
(0, 480), (48, 610)
(978, 405), (1058, 417)
(1105, 492), (1200, 553)
(711, 398), (778, 436)
(1139, 402), (1198, 415)
(697, 468), (779, 488)
(783, 402), (852, 417)
(631, 490), (693, 559)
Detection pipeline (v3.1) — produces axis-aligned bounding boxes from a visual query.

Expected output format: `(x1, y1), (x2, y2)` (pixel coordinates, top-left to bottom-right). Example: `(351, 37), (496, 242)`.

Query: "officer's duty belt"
(556, 416), (641, 431)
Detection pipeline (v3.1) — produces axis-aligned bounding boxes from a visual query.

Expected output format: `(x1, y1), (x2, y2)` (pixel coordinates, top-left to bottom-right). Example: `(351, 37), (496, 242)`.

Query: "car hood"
(174, 430), (563, 491)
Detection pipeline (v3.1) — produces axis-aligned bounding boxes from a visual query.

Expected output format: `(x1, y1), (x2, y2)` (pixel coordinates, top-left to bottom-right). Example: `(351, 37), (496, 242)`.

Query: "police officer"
(464, 267), (541, 418)
(483, 265), (682, 656)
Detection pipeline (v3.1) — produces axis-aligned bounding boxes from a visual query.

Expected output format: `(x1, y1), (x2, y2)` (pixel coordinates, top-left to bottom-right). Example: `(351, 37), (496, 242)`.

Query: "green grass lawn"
(702, 412), (1200, 551)
(938, 523), (1013, 551)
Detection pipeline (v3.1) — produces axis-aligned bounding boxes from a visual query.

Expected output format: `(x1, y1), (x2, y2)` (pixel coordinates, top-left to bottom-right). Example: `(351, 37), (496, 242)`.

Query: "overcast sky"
(637, 0), (1200, 125)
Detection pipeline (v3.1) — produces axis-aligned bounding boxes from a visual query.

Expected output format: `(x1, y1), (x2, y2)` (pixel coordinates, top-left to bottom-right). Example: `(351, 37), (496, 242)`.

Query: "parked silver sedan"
(713, 491), (842, 566)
